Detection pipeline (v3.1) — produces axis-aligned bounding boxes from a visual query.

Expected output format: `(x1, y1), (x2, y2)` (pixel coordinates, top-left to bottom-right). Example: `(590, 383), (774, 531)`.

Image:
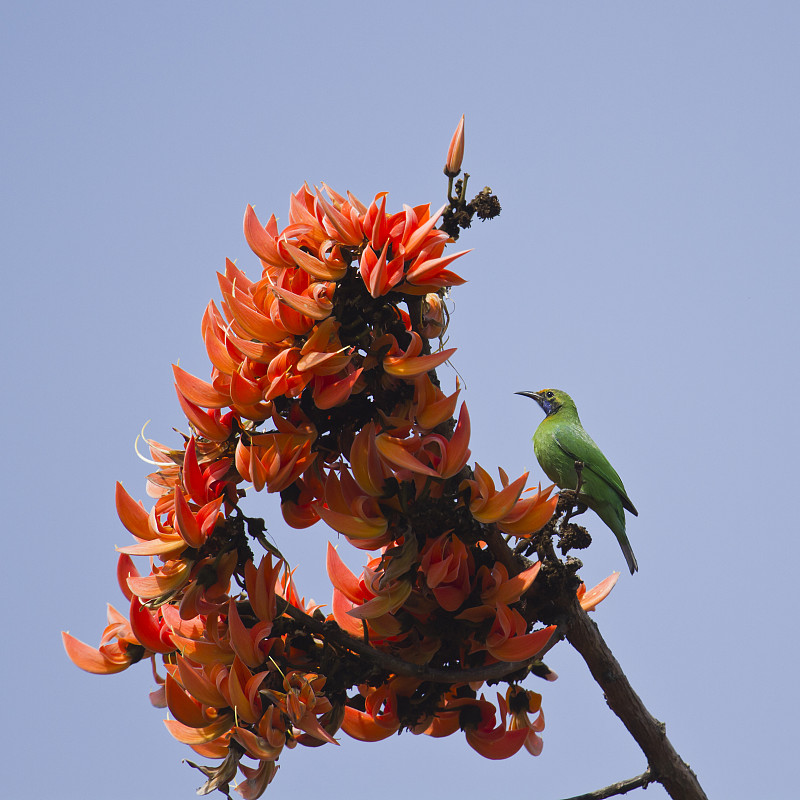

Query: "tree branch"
(280, 600), (562, 684)
(564, 595), (708, 800)
(559, 767), (654, 800)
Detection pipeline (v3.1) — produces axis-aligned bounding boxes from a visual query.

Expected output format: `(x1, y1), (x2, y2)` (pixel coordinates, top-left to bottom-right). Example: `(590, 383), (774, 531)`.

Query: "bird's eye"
(545, 391), (554, 399)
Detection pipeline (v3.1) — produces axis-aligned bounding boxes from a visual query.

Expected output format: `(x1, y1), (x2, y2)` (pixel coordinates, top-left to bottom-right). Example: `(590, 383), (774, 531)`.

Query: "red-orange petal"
(375, 435), (440, 478)
(579, 572), (620, 612)
(62, 632), (132, 674)
(383, 348), (456, 378)
(341, 706), (398, 741)
(164, 714), (234, 745)
(316, 505), (388, 540)
(165, 673), (209, 728)
(115, 482), (153, 540)
(466, 727), (528, 760)
(486, 625), (556, 662)
(326, 543), (363, 604)
(173, 364), (230, 409)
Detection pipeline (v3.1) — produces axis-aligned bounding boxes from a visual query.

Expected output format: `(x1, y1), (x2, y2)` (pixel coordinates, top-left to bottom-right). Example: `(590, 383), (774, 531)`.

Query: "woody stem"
(563, 594), (708, 800)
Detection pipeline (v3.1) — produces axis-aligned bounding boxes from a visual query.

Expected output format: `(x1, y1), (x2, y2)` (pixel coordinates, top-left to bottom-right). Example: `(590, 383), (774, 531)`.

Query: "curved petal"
(341, 706), (398, 741)
(486, 625), (556, 662)
(61, 632), (132, 675)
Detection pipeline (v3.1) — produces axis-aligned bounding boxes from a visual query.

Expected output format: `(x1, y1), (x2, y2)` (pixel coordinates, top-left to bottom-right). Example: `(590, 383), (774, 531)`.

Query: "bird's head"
(515, 388), (575, 417)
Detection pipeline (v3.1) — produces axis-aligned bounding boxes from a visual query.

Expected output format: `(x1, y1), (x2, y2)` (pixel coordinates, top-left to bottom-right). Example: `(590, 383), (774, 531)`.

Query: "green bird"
(516, 388), (639, 574)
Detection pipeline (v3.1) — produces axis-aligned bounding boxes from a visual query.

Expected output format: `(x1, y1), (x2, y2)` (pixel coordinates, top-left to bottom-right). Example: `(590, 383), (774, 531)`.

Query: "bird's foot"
(573, 460), (585, 495)
(562, 497), (587, 528)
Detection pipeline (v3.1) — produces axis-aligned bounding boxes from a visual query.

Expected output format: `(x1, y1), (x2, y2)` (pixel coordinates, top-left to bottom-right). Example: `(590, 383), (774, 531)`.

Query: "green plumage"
(517, 389), (639, 574)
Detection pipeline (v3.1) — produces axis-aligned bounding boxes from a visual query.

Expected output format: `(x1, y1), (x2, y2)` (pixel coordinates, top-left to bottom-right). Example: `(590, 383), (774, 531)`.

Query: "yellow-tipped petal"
(164, 714), (234, 745)
(316, 505), (388, 540)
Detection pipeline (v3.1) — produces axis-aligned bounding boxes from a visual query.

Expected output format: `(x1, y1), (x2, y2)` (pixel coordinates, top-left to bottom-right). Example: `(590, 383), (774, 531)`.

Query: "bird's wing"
(553, 427), (638, 515)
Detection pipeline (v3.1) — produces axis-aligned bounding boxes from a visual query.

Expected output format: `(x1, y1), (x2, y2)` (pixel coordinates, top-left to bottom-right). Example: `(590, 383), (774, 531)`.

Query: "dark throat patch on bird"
(515, 389), (576, 419)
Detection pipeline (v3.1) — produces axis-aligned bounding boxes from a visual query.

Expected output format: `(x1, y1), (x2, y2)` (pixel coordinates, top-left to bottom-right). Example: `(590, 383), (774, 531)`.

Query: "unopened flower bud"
(444, 114), (465, 177)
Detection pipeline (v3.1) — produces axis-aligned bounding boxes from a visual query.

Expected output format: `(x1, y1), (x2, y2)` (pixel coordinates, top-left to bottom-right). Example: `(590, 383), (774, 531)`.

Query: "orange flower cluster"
(64, 121), (619, 797)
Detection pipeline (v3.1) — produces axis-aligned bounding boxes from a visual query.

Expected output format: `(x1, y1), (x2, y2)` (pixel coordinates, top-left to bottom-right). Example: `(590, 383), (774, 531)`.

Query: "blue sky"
(3, 2), (798, 798)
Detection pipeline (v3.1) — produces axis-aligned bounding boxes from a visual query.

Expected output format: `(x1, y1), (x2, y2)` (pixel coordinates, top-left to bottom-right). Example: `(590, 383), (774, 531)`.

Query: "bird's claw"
(560, 461), (586, 527)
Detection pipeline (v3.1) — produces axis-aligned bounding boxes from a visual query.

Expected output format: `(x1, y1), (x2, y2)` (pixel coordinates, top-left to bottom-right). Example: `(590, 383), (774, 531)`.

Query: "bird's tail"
(616, 529), (639, 575)
(594, 504), (639, 574)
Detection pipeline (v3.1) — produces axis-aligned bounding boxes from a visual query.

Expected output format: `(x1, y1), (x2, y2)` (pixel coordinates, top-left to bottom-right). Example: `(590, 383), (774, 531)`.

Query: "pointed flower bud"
(444, 114), (465, 177)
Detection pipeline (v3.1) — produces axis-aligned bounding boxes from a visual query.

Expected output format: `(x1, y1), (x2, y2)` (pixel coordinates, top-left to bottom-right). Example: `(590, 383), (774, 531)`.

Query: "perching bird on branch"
(516, 389), (639, 574)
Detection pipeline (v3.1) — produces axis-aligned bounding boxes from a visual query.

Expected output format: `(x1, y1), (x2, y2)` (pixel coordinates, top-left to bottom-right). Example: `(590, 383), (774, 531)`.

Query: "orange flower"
(382, 331), (456, 378)
(359, 241), (405, 298)
(474, 561), (542, 609)
(281, 468), (324, 529)
(297, 318), (352, 376)
(62, 604), (142, 674)
(218, 263), (290, 344)
(311, 365), (363, 410)
(375, 403), (470, 481)
(181, 436), (232, 506)
(464, 465), (528, 524)
(70, 174), (598, 794)
(244, 554), (283, 623)
(413, 373), (460, 430)
(164, 671), (216, 729)
(173, 655), (228, 708)
(362, 192), (390, 250)
(264, 672), (339, 746)
(404, 246), (470, 290)
(231, 725), (283, 761)
(315, 467), (389, 543)
(176, 388), (234, 442)
(129, 596), (177, 654)
(419, 532), (474, 612)
(168, 611), (235, 667)
(485, 605), (555, 663)
(249, 353), (289, 402)
(578, 572), (620, 612)
(235, 429), (316, 493)
(497, 482), (559, 537)
(126, 559), (192, 602)
(421, 292), (447, 340)
(222, 656), (270, 725)
(268, 279), (334, 324)
(341, 682), (403, 741)
(313, 184), (365, 248)
(456, 563), (554, 662)
(202, 300), (246, 375)
(341, 705), (398, 742)
(172, 363), (230, 409)
(243, 204), (293, 270)
(349, 422), (391, 497)
(449, 694), (528, 760)
(506, 685), (545, 756)
(235, 760), (279, 799)
(172, 490), (224, 549)
(163, 712), (234, 746)
(326, 544), (406, 637)
(178, 550), (238, 619)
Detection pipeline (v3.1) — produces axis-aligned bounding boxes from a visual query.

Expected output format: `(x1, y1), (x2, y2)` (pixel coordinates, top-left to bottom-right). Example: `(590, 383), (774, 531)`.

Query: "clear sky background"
(3, 2), (798, 799)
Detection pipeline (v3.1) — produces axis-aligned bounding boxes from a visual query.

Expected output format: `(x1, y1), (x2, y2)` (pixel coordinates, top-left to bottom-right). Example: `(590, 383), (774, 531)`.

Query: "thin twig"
(559, 767), (654, 800)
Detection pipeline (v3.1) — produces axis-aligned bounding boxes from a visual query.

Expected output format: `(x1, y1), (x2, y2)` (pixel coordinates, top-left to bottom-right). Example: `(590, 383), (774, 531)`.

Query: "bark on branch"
(560, 767), (654, 800)
(280, 600), (563, 684)
(564, 595), (708, 800)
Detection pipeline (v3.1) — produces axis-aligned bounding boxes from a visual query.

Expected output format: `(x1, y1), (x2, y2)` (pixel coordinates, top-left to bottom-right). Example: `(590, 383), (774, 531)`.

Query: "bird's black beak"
(515, 390), (545, 410)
